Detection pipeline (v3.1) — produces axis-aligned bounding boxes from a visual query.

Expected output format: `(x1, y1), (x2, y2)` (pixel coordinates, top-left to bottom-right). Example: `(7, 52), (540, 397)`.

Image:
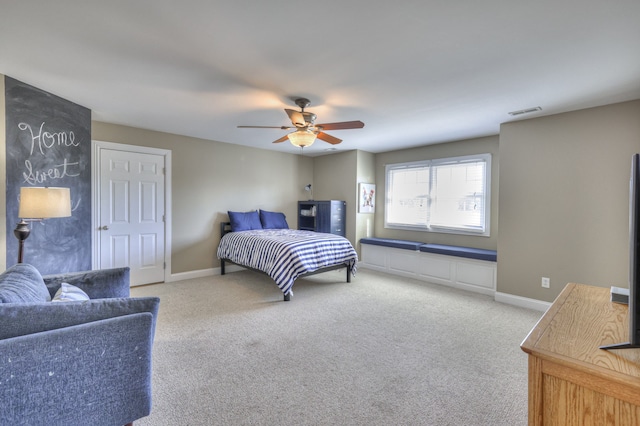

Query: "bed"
(217, 210), (358, 301)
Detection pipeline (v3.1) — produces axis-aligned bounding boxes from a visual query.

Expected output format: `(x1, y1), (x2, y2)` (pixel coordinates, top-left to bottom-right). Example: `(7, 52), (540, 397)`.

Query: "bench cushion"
(360, 238), (423, 251)
(419, 244), (497, 262)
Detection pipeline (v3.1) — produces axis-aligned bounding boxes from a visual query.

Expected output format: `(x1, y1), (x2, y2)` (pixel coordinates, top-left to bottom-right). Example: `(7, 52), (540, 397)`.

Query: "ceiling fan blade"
(238, 125), (292, 129)
(272, 134), (290, 144)
(315, 120), (365, 131)
(285, 109), (306, 127)
(316, 132), (342, 145)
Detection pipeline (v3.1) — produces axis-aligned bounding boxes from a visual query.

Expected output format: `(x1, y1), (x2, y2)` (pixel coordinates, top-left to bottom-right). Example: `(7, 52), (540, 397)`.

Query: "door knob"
(100, 225), (109, 230)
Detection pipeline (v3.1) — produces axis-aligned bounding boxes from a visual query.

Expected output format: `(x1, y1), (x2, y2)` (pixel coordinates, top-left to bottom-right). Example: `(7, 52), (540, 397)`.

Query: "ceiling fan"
(237, 98), (365, 148)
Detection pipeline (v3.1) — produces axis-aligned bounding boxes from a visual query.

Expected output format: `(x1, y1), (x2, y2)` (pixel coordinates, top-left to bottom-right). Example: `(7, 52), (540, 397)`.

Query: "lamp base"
(14, 220), (30, 263)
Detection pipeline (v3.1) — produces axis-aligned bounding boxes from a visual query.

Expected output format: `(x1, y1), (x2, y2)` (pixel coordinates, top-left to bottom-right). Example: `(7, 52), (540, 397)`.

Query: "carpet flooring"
(131, 268), (542, 425)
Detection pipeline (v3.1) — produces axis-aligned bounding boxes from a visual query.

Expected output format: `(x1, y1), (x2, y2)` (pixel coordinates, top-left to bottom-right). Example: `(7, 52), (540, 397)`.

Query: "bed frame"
(218, 222), (352, 301)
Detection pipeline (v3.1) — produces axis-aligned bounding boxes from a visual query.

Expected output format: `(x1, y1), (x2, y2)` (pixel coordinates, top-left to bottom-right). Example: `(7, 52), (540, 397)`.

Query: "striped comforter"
(217, 229), (358, 296)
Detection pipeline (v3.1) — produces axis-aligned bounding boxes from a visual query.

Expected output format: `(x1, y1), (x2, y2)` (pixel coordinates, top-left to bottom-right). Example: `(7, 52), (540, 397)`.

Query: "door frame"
(92, 140), (172, 282)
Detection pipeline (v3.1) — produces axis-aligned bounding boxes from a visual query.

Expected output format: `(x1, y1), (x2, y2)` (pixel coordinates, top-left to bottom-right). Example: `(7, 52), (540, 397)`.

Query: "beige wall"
(4, 73), (640, 304)
(313, 150), (358, 245)
(498, 100), (640, 302)
(93, 121), (314, 274)
(373, 135), (500, 251)
(355, 150), (376, 254)
(312, 149), (376, 257)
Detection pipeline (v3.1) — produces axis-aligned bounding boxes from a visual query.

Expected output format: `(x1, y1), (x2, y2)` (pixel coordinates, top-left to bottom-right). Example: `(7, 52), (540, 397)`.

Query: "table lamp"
(14, 187), (72, 263)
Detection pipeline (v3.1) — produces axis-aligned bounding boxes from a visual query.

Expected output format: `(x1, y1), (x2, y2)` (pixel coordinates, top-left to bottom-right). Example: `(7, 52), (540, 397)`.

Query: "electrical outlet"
(541, 277), (550, 288)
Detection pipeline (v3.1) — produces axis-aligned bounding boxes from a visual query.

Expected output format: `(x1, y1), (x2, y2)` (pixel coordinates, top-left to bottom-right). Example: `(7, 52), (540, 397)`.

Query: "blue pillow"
(0, 263), (51, 304)
(259, 210), (289, 229)
(228, 210), (263, 232)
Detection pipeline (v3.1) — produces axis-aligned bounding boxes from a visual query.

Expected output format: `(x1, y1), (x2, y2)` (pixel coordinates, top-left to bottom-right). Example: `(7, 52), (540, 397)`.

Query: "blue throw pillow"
(228, 210), (263, 232)
(0, 263), (51, 304)
(259, 210), (289, 229)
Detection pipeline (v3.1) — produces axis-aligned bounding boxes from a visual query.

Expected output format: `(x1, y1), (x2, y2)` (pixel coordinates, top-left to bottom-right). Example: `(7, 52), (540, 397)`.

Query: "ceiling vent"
(508, 106), (542, 116)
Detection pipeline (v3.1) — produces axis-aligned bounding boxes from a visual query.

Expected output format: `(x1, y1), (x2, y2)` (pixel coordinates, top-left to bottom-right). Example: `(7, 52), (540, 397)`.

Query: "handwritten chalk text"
(22, 158), (80, 185)
(18, 122), (79, 156)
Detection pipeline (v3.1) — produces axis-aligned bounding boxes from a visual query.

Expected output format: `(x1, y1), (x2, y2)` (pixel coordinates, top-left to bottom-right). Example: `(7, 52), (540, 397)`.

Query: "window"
(385, 154), (491, 235)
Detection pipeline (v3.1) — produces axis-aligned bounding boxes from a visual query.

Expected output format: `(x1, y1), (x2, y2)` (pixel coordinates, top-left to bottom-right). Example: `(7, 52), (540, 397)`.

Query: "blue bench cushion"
(360, 238), (423, 251)
(419, 244), (497, 262)
(361, 238), (497, 261)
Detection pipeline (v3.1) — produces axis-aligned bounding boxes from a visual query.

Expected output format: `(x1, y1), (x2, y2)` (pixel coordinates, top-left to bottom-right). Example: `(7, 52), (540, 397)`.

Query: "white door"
(98, 148), (166, 286)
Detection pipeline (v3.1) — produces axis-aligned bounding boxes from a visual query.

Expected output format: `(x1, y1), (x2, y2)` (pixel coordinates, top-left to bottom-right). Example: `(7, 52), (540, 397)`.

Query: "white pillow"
(52, 282), (90, 302)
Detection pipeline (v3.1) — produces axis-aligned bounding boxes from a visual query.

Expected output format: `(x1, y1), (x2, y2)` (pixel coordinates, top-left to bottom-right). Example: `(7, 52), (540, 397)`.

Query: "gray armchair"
(0, 264), (160, 426)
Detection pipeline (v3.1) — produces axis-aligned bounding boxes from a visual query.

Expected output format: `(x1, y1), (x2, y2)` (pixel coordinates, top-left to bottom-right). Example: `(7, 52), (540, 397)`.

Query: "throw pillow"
(0, 263), (51, 304)
(43, 267), (131, 299)
(259, 210), (289, 229)
(52, 282), (90, 302)
(228, 210), (263, 232)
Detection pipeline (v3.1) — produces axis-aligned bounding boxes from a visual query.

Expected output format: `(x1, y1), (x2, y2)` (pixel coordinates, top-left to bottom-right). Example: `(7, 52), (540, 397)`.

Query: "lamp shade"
(18, 187), (71, 219)
(287, 129), (316, 148)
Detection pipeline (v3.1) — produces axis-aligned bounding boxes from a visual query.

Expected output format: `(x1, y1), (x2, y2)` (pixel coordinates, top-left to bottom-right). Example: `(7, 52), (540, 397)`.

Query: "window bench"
(360, 238), (497, 296)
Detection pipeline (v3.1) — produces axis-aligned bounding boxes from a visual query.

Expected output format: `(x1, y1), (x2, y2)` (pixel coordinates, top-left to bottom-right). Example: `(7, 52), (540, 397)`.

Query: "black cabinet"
(298, 200), (346, 237)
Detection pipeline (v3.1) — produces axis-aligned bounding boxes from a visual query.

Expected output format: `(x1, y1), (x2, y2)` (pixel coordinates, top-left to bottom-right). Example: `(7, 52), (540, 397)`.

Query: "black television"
(601, 153), (640, 350)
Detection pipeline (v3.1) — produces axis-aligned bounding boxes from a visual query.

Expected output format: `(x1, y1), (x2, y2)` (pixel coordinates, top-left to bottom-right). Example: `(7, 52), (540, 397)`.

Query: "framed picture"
(358, 183), (376, 213)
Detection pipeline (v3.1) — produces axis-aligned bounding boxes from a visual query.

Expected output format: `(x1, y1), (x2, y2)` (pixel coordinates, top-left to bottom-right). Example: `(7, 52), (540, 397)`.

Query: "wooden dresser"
(521, 283), (640, 425)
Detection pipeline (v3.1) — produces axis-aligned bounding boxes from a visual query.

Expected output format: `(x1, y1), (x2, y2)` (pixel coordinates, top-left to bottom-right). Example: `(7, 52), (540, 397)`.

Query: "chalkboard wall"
(5, 76), (91, 274)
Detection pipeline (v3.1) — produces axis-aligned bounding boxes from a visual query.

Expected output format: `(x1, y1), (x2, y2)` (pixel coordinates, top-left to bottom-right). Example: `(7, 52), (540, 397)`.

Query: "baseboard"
(168, 265), (245, 282)
(167, 264), (550, 312)
(494, 291), (551, 312)
(167, 268), (215, 282)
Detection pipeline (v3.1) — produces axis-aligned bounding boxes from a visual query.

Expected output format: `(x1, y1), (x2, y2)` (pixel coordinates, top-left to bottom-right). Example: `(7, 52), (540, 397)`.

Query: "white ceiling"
(1, 1), (639, 156)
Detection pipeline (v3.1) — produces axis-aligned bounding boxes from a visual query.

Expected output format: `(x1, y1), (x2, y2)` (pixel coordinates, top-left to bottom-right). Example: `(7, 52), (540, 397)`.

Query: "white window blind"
(386, 162), (430, 227)
(385, 154), (491, 235)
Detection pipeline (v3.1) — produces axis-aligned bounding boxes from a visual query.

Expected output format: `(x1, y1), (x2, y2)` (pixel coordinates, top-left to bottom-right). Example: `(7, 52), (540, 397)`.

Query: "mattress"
(217, 229), (358, 295)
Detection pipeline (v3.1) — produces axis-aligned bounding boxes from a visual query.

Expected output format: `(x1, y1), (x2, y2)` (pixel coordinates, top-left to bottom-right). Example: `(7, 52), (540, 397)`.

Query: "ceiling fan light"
(288, 130), (316, 148)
